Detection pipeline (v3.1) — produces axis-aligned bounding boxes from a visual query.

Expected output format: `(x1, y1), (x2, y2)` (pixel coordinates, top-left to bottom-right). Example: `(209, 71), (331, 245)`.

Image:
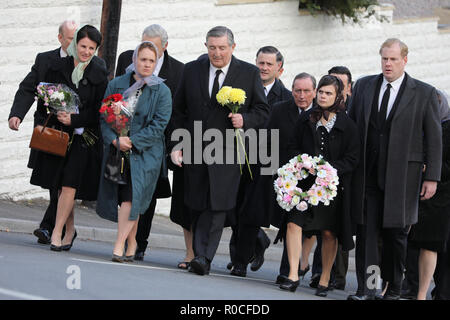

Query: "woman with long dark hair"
(280, 75), (359, 297)
(29, 25), (108, 251)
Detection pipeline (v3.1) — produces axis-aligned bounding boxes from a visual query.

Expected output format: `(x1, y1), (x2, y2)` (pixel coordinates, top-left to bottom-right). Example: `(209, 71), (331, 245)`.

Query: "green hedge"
(299, 0), (382, 23)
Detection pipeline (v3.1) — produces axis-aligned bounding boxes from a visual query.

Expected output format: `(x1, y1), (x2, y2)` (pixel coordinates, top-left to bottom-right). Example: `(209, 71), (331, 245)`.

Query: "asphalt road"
(0, 232), (359, 301)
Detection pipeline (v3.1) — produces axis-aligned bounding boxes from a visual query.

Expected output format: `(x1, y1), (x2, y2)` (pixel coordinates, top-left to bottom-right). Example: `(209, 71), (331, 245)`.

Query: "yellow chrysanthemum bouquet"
(216, 86), (252, 179)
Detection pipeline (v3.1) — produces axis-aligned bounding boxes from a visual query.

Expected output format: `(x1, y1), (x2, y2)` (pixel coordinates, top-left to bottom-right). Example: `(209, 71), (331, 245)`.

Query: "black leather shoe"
(250, 238), (270, 272)
(334, 281), (346, 290)
(230, 264), (247, 277)
(280, 279), (299, 292)
(276, 274), (289, 285)
(61, 230), (77, 251)
(34, 228), (51, 244)
(347, 294), (375, 300)
(226, 262), (233, 270)
(383, 293), (400, 300)
(134, 251), (145, 261)
(298, 265), (310, 278)
(189, 256), (210, 276)
(400, 290), (417, 300)
(315, 285), (330, 297)
(309, 273), (321, 288)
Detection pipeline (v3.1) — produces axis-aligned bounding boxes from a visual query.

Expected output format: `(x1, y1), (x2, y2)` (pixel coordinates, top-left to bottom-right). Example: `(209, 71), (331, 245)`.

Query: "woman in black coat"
(279, 75), (359, 296)
(30, 25), (108, 251)
(408, 90), (450, 300)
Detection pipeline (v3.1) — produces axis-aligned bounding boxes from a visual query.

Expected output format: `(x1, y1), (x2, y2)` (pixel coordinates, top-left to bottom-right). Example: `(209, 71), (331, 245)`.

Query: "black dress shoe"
(298, 265), (310, 278)
(383, 293), (400, 300)
(315, 285), (330, 297)
(34, 228), (51, 244)
(334, 282), (346, 290)
(250, 241), (270, 272)
(134, 251), (145, 261)
(276, 274), (289, 285)
(230, 264), (247, 277)
(347, 294), (375, 300)
(189, 256), (210, 276)
(400, 290), (417, 300)
(226, 262), (233, 270)
(309, 273), (321, 288)
(61, 230), (77, 251)
(280, 279), (299, 292)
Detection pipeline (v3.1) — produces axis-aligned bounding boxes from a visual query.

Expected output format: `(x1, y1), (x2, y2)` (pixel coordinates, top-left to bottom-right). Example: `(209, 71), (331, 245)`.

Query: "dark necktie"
(211, 69), (222, 103)
(378, 83), (391, 128)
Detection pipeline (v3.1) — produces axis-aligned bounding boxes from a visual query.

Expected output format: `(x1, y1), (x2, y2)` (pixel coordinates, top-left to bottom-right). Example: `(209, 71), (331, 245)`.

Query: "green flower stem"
(236, 128), (253, 180)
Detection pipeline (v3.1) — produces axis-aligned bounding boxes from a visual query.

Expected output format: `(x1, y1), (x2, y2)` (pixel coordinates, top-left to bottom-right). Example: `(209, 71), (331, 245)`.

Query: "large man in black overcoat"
(169, 26), (270, 275)
(8, 20), (106, 245)
(347, 38), (442, 300)
(115, 24), (185, 261)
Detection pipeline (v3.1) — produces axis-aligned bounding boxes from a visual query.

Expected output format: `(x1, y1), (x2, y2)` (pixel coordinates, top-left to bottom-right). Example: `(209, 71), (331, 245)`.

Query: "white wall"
(1, 0), (449, 213)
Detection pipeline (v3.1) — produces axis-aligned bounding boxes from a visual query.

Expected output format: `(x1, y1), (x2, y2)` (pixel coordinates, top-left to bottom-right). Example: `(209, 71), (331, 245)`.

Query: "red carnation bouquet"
(99, 93), (132, 136)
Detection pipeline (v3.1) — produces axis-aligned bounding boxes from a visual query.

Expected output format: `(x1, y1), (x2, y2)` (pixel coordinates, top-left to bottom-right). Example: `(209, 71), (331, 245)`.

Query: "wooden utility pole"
(98, 0), (122, 80)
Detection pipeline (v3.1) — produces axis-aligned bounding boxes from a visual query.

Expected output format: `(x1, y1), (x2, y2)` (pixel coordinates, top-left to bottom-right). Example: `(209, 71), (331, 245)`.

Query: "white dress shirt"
(153, 52), (165, 77)
(378, 72), (405, 119)
(60, 48), (67, 58)
(299, 103), (313, 115)
(264, 80), (275, 97)
(209, 62), (231, 97)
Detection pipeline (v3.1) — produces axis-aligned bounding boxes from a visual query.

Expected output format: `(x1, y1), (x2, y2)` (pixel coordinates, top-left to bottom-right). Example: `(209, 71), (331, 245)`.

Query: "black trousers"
(192, 209), (227, 262)
(230, 224), (260, 267)
(39, 189), (59, 233)
(229, 227), (268, 266)
(355, 186), (409, 295)
(135, 196), (157, 252)
(404, 241), (420, 294)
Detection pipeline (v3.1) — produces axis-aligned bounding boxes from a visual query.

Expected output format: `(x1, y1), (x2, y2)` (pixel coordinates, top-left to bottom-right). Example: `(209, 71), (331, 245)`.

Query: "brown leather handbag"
(29, 114), (69, 157)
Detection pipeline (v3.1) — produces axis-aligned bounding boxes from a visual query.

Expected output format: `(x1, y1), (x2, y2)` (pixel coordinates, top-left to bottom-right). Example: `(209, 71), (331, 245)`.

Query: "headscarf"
(437, 89), (450, 123)
(311, 95), (345, 123)
(122, 41), (165, 99)
(67, 25), (97, 88)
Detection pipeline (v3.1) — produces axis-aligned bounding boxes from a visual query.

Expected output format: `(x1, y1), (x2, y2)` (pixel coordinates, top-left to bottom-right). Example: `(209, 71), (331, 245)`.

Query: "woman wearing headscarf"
(280, 75), (359, 297)
(29, 25), (107, 251)
(408, 90), (450, 300)
(96, 41), (172, 262)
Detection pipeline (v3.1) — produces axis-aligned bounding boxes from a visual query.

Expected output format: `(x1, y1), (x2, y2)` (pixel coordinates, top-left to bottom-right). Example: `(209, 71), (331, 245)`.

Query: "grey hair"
(292, 72), (317, 89)
(206, 26), (234, 46)
(58, 20), (77, 36)
(142, 24), (168, 47)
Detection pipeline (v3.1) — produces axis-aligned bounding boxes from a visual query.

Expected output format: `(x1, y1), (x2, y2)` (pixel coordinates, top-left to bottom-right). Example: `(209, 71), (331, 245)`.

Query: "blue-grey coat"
(96, 73), (172, 222)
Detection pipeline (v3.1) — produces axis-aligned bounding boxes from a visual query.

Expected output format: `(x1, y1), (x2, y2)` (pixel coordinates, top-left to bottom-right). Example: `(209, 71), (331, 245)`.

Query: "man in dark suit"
(169, 26), (270, 276)
(347, 38), (442, 300)
(8, 20), (106, 245)
(227, 46), (291, 275)
(115, 24), (185, 261)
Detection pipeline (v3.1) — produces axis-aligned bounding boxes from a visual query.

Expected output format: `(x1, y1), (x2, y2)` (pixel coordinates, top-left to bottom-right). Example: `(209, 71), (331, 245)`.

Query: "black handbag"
(104, 138), (129, 185)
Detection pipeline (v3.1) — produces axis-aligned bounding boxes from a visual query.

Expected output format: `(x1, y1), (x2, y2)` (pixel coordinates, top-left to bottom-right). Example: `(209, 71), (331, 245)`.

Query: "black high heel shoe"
(298, 265), (310, 278)
(315, 284), (330, 297)
(61, 230), (77, 251)
(50, 243), (62, 251)
(280, 279), (300, 292)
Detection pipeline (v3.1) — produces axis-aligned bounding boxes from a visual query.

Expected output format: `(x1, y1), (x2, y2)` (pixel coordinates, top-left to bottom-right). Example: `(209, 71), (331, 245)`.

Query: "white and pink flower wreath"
(274, 154), (339, 213)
